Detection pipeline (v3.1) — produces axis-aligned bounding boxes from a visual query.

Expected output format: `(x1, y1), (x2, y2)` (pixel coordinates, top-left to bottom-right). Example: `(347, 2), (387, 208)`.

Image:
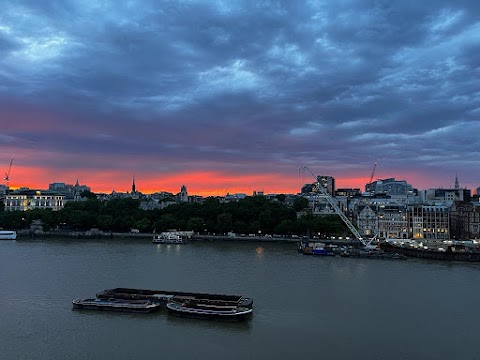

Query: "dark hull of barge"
(72, 298), (161, 313)
(339, 250), (407, 260)
(380, 242), (480, 262)
(166, 302), (252, 322)
(97, 288), (253, 308)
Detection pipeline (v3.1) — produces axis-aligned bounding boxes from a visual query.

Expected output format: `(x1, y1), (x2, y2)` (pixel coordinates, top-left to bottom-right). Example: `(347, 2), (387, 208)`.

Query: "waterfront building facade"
(377, 204), (409, 239)
(4, 190), (65, 211)
(450, 202), (480, 240)
(356, 204), (378, 237)
(409, 205), (450, 240)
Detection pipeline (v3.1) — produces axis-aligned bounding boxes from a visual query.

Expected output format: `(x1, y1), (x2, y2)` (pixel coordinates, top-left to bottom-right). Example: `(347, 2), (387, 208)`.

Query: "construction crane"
(367, 162), (377, 194)
(369, 162), (377, 185)
(4, 158), (13, 186)
(300, 165), (373, 247)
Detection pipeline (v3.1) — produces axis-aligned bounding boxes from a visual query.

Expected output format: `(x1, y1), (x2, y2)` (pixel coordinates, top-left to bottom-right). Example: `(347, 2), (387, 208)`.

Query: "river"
(1, 238), (479, 360)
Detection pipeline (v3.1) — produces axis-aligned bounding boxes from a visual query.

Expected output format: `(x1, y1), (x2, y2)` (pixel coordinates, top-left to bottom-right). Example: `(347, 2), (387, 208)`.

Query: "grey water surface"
(1, 238), (479, 360)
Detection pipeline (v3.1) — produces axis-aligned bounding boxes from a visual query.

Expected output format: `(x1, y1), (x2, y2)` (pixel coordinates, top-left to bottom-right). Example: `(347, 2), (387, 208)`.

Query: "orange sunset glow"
(6, 162), (397, 196)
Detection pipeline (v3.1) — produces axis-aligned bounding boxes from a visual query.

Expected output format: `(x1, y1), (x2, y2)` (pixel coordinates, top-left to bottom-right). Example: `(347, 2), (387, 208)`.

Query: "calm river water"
(1, 238), (480, 360)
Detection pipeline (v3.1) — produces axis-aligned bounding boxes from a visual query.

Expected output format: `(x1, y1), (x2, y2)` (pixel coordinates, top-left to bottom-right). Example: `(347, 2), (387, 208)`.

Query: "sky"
(1, 0), (479, 196)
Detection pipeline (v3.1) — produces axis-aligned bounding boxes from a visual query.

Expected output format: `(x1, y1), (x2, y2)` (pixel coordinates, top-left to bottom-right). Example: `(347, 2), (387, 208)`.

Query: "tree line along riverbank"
(14, 230), (305, 242)
(1, 196), (350, 239)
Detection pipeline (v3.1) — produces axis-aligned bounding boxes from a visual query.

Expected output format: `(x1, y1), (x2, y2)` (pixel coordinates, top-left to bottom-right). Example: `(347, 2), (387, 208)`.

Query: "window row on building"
(356, 204), (452, 240)
(3, 190), (65, 211)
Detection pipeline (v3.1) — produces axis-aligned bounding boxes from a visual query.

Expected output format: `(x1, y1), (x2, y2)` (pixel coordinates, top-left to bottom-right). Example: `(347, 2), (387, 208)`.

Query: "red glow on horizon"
(336, 176), (369, 190)
(6, 167), (304, 196)
(5, 165), (471, 196)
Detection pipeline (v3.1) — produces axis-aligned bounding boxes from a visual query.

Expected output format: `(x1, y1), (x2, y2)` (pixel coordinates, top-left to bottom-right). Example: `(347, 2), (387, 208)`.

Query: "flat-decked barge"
(72, 298), (161, 313)
(380, 241), (480, 262)
(166, 301), (252, 321)
(97, 288), (253, 308)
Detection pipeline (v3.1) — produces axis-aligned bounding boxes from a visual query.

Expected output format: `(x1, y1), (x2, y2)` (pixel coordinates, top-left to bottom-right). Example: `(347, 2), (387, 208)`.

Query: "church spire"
(132, 176), (136, 193)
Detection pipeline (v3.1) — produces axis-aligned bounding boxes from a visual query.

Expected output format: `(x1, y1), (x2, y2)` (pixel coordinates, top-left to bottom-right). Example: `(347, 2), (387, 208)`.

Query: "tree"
(258, 209), (274, 234)
(153, 214), (178, 232)
(82, 198), (102, 213)
(293, 197), (309, 211)
(112, 215), (134, 232)
(97, 215), (113, 231)
(68, 210), (96, 230)
(296, 214), (315, 237)
(274, 219), (295, 235)
(216, 213), (233, 234)
(0, 211), (26, 229)
(248, 221), (261, 234)
(134, 218), (151, 232)
(187, 217), (205, 232)
(232, 221), (248, 234)
(80, 190), (97, 199)
(24, 209), (55, 231)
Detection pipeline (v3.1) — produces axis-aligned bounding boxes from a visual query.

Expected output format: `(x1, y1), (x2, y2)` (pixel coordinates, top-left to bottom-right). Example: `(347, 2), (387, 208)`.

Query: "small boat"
(166, 301), (252, 321)
(72, 298), (161, 313)
(97, 287), (253, 308)
(152, 230), (193, 244)
(153, 233), (186, 244)
(301, 242), (335, 256)
(0, 230), (17, 240)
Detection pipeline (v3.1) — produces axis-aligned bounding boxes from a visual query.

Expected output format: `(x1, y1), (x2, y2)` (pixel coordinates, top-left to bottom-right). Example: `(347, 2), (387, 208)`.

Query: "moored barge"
(380, 241), (480, 262)
(299, 241), (406, 259)
(166, 301), (252, 321)
(97, 288), (253, 308)
(339, 248), (407, 260)
(72, 298), (161, 313)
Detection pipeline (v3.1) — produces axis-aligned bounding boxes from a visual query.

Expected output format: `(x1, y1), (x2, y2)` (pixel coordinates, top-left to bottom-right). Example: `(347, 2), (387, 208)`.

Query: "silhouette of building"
(419, 176), (470, 205)
(365, 178), (414, 196)
(49, 181), (90, 196)
(179, 185), (188, 202)
(0, 184), (8, 197)
(132, 177), (136, 193)
(335, 188), (361, 197)
(318, 175), (335, 195)
(301, 176), (335, 195)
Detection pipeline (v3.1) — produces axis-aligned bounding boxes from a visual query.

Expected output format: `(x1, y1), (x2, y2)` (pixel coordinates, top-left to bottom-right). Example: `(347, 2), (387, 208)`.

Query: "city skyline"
(1, 1), (479, 195)
(3, 167), (473, 196)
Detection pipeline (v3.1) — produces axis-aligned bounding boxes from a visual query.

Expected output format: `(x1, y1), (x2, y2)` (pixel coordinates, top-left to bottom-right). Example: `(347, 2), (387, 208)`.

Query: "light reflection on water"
(155, 243), (183, 253)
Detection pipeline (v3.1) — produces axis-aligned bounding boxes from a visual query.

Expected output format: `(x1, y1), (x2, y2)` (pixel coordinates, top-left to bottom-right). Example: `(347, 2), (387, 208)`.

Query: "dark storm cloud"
(1, 0), (479, 188)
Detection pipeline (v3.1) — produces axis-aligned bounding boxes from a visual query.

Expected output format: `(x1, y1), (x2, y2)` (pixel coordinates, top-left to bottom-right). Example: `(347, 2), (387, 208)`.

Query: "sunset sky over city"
(1, 0), (479, 196)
